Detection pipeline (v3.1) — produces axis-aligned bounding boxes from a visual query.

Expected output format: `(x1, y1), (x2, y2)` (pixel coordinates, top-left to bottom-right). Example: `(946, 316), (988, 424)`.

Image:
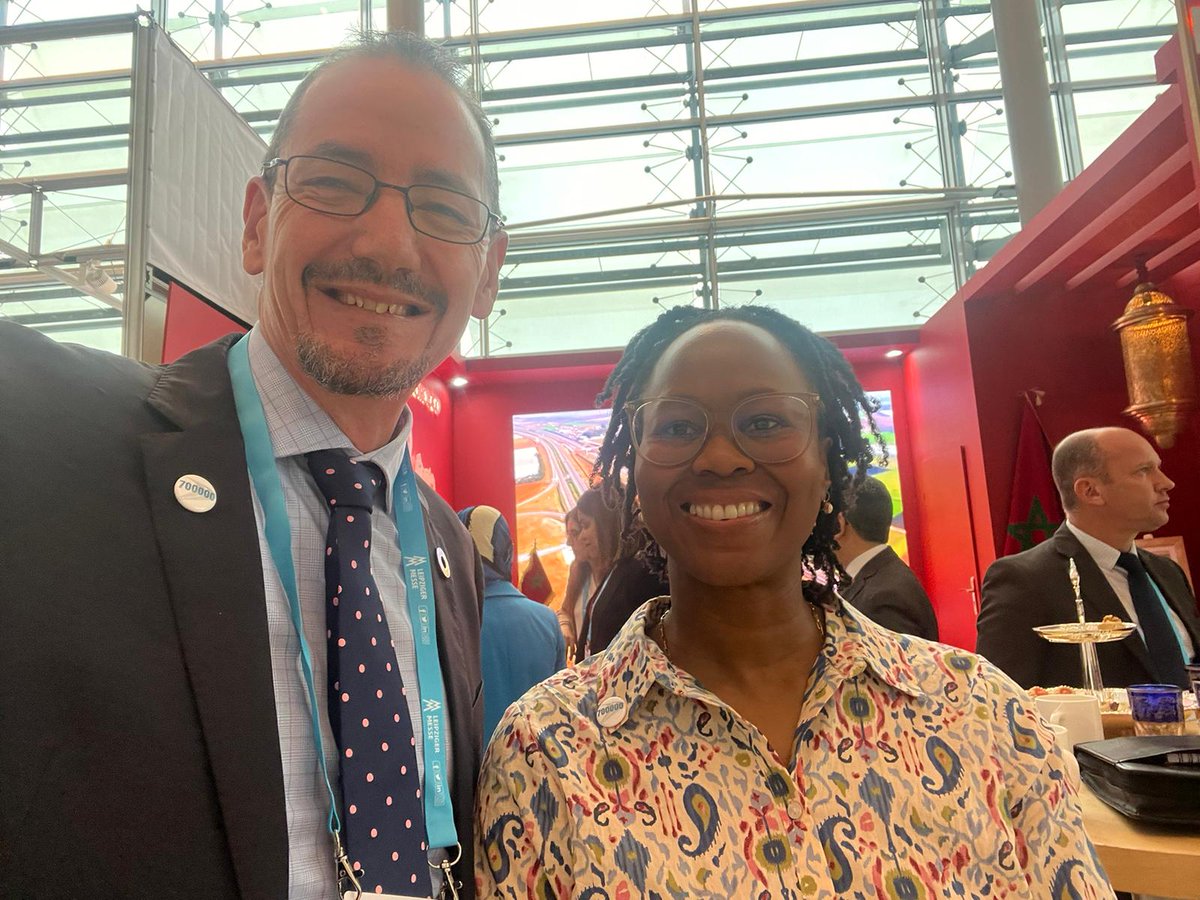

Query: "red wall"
(450, 373), (609, 537)
(408, 376), (453, 498)
(905, 297), (992, 650)
(162, 281), (247, 363)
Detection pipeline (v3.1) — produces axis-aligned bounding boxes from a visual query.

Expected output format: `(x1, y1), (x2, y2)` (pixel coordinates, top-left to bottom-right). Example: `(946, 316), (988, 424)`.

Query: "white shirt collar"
(1064, 519), (1133, 571)
(246, 327), (413, 511)
(845, 542), (890, 579)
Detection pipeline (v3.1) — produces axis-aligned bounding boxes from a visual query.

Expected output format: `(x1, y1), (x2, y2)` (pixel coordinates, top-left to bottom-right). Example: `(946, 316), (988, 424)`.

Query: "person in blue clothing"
(458, 505), (566, 737)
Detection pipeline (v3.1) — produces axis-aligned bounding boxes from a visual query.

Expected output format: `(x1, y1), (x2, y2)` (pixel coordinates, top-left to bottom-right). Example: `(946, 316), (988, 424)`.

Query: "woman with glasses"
(475, 305), (1112, 898)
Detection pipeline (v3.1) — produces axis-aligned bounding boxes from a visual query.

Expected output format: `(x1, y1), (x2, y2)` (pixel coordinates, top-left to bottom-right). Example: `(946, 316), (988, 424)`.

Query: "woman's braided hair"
(591, 304), (886, 586)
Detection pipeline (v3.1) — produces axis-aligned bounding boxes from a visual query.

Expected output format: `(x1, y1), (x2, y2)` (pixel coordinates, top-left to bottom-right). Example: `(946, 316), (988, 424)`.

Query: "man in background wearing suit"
(0, 31), (506, 899)
(834, 475), (939, 640)
(977, 426), (1199, 689)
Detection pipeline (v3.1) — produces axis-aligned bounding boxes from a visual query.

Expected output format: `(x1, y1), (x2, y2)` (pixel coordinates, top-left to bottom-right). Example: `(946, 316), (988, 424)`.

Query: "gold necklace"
(657, 601), (824, 660)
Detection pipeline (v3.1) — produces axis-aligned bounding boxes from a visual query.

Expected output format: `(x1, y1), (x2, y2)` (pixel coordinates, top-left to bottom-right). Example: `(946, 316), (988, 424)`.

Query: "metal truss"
(0, 1), (1176, 356)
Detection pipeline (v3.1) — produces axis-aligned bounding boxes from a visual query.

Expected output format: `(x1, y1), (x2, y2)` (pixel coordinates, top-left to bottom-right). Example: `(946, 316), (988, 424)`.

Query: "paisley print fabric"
(475, 595), (1114, 899)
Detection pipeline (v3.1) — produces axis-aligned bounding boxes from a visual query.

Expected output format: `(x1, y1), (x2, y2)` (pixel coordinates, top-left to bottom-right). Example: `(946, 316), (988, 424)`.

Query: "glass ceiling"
(0, 0), (1176, 358)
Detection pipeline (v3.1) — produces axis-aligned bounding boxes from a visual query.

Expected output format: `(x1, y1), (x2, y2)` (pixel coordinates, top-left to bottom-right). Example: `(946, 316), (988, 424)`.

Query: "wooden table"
(1080, 783), (1200, 897)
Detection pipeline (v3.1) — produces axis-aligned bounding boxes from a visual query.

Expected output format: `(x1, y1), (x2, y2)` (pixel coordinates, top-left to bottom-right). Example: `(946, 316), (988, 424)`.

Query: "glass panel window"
(704, 107), (941, 217)
(483, 24), (693, 137)
(1058, 0), (1174, 83)
(1, 77), (132, 179)
(470, 236), (703, 355)
(38, 184), (127, 257)
(1073, 82), (1169, 166)
(0, 284), (123, 353)
(500, 128), (704, 227)
(3, 32), (133, 79)
(165, 0), (359, 61)
(965, 204), (1020, 267)
(476, 0), (689, 35)
(943, 6), (1003, 94)
(741, 262), (956, 334)
(2, 0), (139, 24)
(952, 99), (1013, 189)
(713, 217), (953, 333)
(700, 2), (929, 115)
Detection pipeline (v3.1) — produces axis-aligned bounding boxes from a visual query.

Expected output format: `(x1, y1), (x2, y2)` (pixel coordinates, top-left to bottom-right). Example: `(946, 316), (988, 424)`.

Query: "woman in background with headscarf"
(458, 505), (565, 739)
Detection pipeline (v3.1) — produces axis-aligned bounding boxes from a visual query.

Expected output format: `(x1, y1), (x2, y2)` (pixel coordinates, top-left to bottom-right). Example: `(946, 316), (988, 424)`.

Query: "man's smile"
(320, 286), (432, 318)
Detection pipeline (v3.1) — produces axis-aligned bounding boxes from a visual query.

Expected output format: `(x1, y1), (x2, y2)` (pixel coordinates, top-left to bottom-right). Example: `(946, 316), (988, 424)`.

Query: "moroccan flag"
(1003, 396), (1064, 555)
(520, 545), (554, 605)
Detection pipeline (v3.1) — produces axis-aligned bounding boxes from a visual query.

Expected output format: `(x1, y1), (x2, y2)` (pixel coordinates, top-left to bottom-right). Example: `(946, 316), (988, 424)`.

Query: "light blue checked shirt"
(244, 327), (449, 898)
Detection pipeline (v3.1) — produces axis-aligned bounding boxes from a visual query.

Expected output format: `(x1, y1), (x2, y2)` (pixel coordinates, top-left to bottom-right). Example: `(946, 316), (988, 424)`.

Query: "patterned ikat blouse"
(475, 593), (1114, 899)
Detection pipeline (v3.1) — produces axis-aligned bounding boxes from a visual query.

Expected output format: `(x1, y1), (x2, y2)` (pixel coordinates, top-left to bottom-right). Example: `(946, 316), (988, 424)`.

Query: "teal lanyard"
(227, 336), (457, 851)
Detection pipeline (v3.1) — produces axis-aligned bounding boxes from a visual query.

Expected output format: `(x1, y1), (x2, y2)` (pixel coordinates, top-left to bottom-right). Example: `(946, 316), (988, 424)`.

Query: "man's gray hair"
(1051, 430), (1108, 510)
(262, 30), (500, 213)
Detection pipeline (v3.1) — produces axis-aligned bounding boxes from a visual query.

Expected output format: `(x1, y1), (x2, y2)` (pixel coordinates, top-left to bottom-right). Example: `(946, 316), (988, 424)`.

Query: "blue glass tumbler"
(1128, 684), (1185, 736)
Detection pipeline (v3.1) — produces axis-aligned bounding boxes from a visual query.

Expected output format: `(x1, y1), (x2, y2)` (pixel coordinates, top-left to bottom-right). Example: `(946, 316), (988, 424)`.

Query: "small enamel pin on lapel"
(436, 546), (451, 578)
(174, 474), (217, 513)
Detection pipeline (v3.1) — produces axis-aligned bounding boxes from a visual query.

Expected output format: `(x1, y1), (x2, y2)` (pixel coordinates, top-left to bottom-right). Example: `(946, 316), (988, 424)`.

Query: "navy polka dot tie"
(306, 449), (431, 896)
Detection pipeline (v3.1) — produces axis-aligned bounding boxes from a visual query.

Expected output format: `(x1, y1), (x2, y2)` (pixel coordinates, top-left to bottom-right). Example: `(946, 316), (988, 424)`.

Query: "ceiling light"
(885, 349), (904, 359)
(448, 375), (469, 388)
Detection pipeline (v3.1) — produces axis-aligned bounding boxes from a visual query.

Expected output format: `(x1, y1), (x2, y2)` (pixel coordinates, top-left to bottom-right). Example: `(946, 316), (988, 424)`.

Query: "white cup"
(1035, 694), (1104, 748)
(1044, 721), (1083, 788)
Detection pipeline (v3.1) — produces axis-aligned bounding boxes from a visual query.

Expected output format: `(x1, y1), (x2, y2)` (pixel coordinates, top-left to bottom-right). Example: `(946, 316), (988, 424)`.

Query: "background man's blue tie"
(307, 449), (432, 896)
(1116, 550), (1189, 688)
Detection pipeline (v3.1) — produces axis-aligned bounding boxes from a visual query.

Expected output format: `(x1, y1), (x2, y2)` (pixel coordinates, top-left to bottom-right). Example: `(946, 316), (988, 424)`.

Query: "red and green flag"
(520, 545), (554, 605)
(1003, 394), (1064, 555)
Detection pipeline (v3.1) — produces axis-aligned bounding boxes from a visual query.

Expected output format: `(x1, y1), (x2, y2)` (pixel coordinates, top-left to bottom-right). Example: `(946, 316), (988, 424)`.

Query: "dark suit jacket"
(976, 523), (1200, 689)
(841, 546), (939, 641)
(575, 556), (669, 663)
(0, 323), (484, 899)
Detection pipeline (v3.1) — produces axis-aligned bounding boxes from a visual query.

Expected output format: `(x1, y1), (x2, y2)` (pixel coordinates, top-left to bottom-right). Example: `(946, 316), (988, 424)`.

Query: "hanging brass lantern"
(1111, 272), (1196, 449)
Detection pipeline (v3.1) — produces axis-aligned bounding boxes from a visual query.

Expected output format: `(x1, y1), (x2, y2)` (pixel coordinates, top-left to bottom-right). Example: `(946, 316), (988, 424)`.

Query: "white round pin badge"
(174, 474), (217, 513)
(436, 546), (451, 578)
(596, 696), (627, 728)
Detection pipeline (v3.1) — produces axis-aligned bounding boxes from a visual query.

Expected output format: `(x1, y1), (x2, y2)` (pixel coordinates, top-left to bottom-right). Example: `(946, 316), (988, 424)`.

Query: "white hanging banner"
(144, 24), (263, 323)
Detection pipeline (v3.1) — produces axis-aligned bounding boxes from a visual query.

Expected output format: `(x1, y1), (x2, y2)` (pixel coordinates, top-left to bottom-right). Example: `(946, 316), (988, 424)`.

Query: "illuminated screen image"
(512, 390), (903, 607)
(512, 408), (611, 609)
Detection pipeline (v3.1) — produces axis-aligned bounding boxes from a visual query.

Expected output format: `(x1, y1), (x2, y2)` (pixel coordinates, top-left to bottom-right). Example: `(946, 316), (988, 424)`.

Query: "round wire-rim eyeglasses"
(624, 392), (822, 466)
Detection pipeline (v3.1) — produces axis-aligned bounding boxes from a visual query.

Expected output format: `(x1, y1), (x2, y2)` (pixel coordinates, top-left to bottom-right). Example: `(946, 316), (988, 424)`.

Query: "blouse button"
(786, 799), (804, 820)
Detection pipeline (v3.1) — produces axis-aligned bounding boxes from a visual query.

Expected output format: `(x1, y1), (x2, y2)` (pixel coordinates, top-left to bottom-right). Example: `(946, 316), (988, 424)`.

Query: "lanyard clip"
(434, 844), (463, 900)
(333, 830), (363, 899)
(436, 861), (460, 900)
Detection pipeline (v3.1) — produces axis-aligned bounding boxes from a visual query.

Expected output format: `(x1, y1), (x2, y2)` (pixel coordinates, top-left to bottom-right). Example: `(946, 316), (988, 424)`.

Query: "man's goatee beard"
(296, 331), (430, 398)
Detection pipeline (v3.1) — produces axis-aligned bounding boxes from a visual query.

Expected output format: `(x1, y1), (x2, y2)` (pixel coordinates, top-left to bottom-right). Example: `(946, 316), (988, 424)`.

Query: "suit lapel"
(843, 548), (888, 604)
(141, 337), (287, 900)
(1051, 526), (1155, 675)
(841, 572), (866, 603)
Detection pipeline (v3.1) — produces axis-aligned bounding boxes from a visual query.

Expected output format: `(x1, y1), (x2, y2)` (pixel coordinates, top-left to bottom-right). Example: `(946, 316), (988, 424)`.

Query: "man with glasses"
(0, 31), (505, 900)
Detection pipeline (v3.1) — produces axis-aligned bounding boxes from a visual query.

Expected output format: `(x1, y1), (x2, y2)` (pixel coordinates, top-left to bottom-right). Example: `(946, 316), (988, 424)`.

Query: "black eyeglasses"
(262, 155), (500, 245)
(625, 393), (821, 467)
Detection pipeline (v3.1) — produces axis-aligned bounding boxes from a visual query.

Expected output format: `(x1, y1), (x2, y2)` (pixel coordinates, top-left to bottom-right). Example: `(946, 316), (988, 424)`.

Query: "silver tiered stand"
(1032, 558), (1136, 699)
